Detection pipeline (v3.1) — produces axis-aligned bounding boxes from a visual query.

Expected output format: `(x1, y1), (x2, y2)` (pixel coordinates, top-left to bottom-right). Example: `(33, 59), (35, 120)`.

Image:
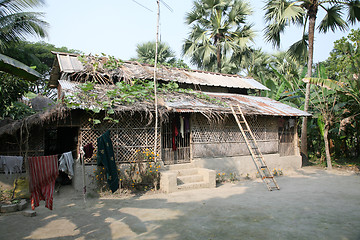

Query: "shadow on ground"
(1, 168), (360, 239)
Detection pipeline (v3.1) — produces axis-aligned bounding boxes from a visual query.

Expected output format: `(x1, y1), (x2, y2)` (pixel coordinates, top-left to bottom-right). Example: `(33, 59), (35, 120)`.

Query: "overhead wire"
(131, 0), (153, 12)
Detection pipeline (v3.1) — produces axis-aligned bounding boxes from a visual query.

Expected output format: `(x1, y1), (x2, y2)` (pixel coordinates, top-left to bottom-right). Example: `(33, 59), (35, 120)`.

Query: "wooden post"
(153, 0), (160, 163)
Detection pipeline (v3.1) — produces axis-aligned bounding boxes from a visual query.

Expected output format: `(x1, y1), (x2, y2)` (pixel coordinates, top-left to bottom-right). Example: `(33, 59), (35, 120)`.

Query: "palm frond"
(0, 11), (48, 50)
(0, 0), (45, 14)
(318, 5), (348, 33)
(346, 0), (360, 24)
(302, 77), (345, 90)
(263, 0), (304, 48)
(264, 22), (286, 48)
(286, 34), (308, 62)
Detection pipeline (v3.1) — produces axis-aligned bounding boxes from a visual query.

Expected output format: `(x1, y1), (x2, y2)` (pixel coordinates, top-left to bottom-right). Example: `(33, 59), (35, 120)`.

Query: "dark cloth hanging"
(172, 119), (179, 151)
(175, 116), (181, 130)
(184, 117), (190, 133)
(83, 143), (95, 159)
(97, 131), (119, 193)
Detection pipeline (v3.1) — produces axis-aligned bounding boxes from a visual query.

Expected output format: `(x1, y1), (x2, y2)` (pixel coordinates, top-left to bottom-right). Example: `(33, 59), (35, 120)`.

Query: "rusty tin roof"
(59, 80), (310, 117)
(50, 52), (269, 91)
(166, 92), (311, 117)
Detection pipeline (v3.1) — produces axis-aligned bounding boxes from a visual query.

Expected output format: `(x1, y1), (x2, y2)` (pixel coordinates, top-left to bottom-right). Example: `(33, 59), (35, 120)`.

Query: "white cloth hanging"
(0, 156), (23, 175)
(59, 152), (74, 177)
(180, 116), (184, 138)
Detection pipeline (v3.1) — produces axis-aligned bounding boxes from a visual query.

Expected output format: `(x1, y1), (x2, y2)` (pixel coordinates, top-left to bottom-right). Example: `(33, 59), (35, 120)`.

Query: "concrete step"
(177, 174), (204, 185)
(164, 163), (195, 171)
(160, 167), (216, 193)
(177, 181), (209, 191)
(176, 168), (199, 176)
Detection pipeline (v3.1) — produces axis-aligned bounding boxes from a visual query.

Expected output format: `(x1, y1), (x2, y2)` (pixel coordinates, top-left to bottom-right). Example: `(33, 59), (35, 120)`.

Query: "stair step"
(176, 168), (199, 176)
(164, 163), (194, 171)
(177, 181), (209, 190)
(177, 174), (204, 185)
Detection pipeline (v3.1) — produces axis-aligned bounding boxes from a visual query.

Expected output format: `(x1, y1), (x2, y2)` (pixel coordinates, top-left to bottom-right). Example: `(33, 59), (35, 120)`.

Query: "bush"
(91, 148), (161, 193)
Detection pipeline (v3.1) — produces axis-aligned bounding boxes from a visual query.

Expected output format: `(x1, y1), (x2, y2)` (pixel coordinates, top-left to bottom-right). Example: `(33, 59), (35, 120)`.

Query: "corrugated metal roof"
(58, 80), (310, 117)
(58, 54), (84, 73)
(51, 52), (269, 91)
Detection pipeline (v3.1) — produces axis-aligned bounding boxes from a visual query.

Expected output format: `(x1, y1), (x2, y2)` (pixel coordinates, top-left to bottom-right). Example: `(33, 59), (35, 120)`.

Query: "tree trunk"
(217, 43), (221, 73)
(300, 5), (317, 166)
(324, 123), (332, 170)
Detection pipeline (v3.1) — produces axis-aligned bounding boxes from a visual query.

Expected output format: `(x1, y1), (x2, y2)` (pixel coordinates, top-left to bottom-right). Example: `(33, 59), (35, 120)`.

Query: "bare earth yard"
(1, 166), (360, 240)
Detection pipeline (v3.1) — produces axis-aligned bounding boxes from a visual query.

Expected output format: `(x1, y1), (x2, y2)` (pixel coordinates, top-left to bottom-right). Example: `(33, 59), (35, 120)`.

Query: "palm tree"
(133, 41), (176, 65)
(263, 0), (360, 165)
(241, 49), (271, 78)
(182, 0), (255, 73)
(0, 0), (48, 51)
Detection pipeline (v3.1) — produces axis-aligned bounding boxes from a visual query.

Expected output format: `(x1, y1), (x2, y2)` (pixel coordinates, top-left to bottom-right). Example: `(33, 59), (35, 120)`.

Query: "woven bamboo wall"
(279, 118), (296, 156)
(80, 113), (160, 165)
(191, 114), (280, 158)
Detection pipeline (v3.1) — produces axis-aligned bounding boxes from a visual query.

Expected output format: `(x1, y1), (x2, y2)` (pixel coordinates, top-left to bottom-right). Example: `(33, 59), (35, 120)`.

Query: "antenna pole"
(153, 0), (160, 162)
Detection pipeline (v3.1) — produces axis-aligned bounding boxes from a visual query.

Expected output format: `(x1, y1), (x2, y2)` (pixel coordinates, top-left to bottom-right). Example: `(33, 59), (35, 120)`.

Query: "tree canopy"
(131, 41), (189, 68)
(182, 0), (255, 73)
(2, 41), (81, 75)
(263, 0), (360, 164)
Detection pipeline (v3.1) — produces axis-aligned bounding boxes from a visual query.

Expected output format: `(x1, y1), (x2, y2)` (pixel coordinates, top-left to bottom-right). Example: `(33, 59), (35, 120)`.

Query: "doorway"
(161, 113), (191, 165)
(44, 127), (79, 156)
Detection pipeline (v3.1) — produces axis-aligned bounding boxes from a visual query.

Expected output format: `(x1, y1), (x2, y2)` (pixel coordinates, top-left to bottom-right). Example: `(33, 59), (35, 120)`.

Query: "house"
(0, 52), (310, 193)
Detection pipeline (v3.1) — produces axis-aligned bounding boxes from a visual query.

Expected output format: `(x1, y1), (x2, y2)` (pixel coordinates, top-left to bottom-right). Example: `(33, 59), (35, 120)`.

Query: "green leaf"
(93, 119), (101, 125)
(92, 107), (101, 113)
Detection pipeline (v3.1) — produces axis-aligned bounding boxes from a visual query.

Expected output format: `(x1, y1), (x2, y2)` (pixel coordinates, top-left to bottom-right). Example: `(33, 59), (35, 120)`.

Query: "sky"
(29, 0), (360, 67)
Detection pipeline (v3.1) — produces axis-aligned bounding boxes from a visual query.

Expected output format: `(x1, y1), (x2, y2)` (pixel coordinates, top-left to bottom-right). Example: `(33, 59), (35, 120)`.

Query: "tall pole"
(153, 0), (160, 162)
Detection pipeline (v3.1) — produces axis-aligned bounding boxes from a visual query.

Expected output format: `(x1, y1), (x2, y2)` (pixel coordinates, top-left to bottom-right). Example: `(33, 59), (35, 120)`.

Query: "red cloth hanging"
(83, 143), (95, 159)
(28, 155), (59, 210)
(172, 120), (178, 151)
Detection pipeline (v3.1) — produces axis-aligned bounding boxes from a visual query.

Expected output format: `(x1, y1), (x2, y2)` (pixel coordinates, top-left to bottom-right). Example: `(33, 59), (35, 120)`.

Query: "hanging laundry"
(289, 119), (295, 128)
(59, 152), (74, 177)
(180, 116), (184, 138)
(175, 116), (181, 130)
(278, 118), (285, 127)
(28, 155), (59, 210)
(83, 143), (95, 159)
(97, 130), (119, 193)
(172, 119), (179, 151)
(0, 156), (23, 175)
(184, 117), (190, 133)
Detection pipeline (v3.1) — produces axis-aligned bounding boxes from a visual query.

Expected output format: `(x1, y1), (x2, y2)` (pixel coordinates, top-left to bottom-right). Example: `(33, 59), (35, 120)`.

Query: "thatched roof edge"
(0, 106), (69, 136)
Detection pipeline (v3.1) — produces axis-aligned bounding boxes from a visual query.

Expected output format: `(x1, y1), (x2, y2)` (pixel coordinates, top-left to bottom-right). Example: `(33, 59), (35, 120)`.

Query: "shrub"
(91, 148), (161, 193)
(216, 172), (226, 183)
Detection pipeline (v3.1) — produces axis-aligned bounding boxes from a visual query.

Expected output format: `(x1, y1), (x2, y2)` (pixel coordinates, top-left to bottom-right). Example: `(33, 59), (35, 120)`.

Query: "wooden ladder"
(230, 105), (280, 191)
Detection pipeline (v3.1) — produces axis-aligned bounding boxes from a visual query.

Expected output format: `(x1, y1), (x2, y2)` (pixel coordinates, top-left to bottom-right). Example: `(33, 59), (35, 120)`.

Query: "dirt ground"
(1, 166), (360, 240)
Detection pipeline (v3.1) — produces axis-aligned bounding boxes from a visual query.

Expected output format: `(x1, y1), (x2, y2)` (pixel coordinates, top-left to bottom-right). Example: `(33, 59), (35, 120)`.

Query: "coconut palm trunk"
(216, 35), (222, 72)
(300, 5), (318, 165)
